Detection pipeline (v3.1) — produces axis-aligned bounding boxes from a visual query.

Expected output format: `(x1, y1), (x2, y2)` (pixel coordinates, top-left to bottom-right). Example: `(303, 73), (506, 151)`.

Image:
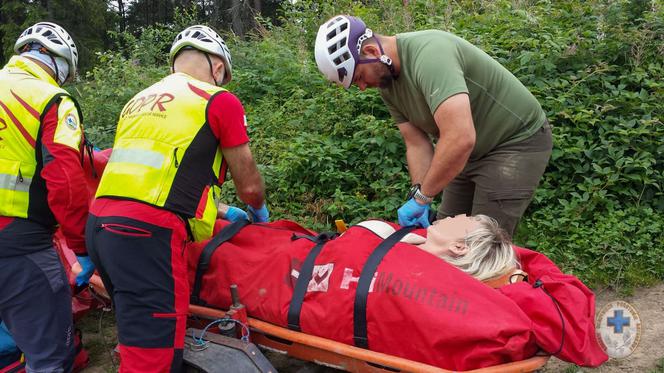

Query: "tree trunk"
(230, 0), (244, 37)
(41, 0), (54, 19)
(117, 0), (125, 31)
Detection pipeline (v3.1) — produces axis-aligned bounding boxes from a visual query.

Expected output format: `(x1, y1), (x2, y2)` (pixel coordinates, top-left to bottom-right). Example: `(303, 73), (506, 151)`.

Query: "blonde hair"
(439, 215), (519, 281)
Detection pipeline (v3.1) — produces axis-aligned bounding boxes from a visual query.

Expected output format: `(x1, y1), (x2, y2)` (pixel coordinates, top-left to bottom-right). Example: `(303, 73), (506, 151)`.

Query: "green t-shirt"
(380, 30), (546, 160)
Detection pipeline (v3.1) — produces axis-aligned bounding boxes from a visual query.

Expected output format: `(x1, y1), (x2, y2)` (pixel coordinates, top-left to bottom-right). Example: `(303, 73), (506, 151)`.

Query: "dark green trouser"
(437, 122), (553, 236)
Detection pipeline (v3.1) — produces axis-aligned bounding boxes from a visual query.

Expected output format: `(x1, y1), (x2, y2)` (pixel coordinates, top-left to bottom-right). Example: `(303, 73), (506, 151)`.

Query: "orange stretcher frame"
(81, 268), (550, 373)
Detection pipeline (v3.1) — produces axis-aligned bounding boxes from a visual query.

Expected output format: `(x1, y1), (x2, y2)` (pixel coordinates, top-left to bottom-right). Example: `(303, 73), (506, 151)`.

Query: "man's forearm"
(405, 139), (434, 185)
(419, 138), (472, 198)
(420, 93), (476, 198)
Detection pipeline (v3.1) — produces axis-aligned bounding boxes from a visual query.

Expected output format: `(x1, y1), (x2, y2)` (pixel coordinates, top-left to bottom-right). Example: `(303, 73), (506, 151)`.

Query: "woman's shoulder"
(354, 220), (426, 244)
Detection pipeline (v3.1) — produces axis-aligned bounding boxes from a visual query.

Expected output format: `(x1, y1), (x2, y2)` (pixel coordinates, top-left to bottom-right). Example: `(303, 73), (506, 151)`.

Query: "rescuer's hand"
(397, 198), (431, 228)
(247, 203), (269, 223)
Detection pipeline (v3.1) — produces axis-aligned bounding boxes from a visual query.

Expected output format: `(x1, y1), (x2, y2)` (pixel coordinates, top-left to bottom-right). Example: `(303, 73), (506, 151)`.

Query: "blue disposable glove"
(225, 206), (249, 222)
(247, 203), (269, 223)
(0, 322), (18, 355)
(76, 256), (95, 287)
(397, 198), (431, 228)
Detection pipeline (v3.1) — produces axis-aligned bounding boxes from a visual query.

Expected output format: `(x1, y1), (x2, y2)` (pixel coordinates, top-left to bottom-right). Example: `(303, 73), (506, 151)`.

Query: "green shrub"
(519, 205), (663, 289)
(78, 0), (663, 289)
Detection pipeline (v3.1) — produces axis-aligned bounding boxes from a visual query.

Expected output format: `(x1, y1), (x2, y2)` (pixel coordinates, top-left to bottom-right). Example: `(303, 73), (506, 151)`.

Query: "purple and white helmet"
(314, 15), (374, 89)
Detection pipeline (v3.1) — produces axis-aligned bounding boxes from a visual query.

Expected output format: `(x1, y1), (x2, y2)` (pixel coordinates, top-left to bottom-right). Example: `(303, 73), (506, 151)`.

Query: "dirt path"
(79, 283), (664, 372)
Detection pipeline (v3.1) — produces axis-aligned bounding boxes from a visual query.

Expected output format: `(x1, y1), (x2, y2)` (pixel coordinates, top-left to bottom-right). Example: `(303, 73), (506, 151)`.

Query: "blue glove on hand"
(0, 322), (18, 354)
(225, 206), (249, 222)
(76, 256), (95, 287)
(247, 203), (269, 223)
(397, 198), (431, 228)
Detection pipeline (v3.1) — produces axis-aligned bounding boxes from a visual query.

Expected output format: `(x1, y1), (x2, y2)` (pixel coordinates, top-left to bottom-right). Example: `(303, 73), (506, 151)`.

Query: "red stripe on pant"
(86, 198), (188, 373)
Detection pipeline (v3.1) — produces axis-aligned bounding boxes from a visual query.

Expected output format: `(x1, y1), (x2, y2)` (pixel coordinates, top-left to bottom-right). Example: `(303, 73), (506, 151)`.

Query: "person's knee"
(473, 190), (535, 236)
(494, 214), (519, 237)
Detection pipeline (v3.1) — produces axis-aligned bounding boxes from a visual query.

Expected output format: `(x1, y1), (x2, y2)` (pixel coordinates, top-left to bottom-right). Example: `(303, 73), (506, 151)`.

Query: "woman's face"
(420, 215), (482, 257)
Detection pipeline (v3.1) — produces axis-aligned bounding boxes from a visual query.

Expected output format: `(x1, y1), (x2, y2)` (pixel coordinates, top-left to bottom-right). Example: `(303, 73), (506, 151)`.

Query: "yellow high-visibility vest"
(0, 56), (83, 225)
(96, 73), (228, 242)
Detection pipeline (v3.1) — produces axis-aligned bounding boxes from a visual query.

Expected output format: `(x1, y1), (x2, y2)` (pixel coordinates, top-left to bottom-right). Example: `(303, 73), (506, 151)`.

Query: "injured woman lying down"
(356, 214), (522, 284)
(187, 215), (608, 371)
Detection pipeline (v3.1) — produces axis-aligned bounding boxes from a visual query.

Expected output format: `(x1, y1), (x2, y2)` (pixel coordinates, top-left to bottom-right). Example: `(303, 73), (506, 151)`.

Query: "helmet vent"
(333, 52), (351, 66)
(328, 17), (342, 27)
(337, 37), (347, 50)
(326, 29), (337, 41)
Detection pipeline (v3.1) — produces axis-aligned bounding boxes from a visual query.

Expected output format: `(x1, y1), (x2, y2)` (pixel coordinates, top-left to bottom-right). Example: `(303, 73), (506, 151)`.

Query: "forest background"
(1, 0), (662, 290)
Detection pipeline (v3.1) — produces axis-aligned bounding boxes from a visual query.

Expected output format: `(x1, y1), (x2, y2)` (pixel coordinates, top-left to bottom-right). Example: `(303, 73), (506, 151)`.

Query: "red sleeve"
(40, 103), (90, 255)
(207, 92), (250, 148)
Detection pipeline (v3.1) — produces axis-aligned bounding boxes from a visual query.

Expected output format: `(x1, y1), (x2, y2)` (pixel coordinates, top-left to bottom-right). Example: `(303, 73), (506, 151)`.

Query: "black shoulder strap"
(287, 232), (336, 331)
(353, 226), (416, 348)
(40, 92), (84, 124)
(39, 92), (93, 172)
(190, 219), (250, 305)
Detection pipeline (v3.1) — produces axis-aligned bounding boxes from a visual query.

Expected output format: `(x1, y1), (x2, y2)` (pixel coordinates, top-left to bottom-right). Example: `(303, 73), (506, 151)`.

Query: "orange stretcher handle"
(188, 304), (549, 373)
(78, 269), (549, 373)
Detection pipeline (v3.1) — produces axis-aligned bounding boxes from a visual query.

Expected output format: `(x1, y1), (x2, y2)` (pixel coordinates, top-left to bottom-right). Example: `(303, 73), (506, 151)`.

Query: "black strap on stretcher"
(191, 219), (250, 305)
(287, 232), (337, 331)
(353, 226), (416, 349)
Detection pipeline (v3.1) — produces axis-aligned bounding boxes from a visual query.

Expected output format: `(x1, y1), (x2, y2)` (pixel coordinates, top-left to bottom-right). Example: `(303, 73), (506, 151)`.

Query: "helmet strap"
(356, 33), (397, 79)
(204, 53), (221, 86)
(21, 44), (67, 85)
(41, 47), (61, 85)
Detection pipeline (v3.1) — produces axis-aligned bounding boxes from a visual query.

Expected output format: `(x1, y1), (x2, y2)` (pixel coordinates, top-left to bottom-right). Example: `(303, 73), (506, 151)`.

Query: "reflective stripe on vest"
(108, 148), (165, 169)
(0, 56), (77, 222)
(0, 173), (31, 192)
(96, 73), (227, 242)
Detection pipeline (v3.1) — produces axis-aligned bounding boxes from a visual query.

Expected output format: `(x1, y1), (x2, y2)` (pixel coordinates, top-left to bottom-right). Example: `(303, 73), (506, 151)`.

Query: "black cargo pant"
(437, 121), (553, 236)
(86, 206), (188, 373)
(0, 219), (75, 373)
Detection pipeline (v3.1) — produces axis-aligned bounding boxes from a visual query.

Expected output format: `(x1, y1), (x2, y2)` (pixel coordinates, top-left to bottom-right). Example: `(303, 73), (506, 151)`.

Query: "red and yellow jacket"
(0, 56), (89, 256)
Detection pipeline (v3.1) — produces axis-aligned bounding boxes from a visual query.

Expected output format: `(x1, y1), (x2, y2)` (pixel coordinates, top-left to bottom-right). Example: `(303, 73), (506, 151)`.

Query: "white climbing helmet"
(170, 25), (233, 85)
(14, 22), (78, 82)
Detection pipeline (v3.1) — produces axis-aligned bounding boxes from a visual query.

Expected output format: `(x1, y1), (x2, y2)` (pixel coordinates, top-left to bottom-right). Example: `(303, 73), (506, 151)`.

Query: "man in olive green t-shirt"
(314, 15), (552, 235)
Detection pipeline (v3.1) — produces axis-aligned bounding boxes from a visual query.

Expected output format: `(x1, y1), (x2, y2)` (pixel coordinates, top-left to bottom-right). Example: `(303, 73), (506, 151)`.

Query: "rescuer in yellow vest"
(0, 22), (93, 371)
(85, 25), (268, 372)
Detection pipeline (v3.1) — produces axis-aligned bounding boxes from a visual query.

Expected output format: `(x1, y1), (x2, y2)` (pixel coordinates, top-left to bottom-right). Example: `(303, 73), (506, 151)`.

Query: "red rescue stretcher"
(70, 244), (552, 373)
(64, 149), (603, 372)
(79, 269), (549, 373)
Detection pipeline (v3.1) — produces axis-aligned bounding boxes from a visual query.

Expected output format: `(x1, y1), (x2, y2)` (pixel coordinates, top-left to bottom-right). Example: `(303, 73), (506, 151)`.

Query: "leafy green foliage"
(74, 9), (199, 147)
(0, 1), (45, 63)
(0, 0), (116, 71)
(521, 205), (663, 289)
(76, 0), (663, 289)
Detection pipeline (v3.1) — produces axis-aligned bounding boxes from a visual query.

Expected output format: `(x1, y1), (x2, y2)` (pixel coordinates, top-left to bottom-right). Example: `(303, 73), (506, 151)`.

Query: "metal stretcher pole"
(77, 265), (550, 373)
(189, 304), (549, 373)
(189, 304), (450, 372)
